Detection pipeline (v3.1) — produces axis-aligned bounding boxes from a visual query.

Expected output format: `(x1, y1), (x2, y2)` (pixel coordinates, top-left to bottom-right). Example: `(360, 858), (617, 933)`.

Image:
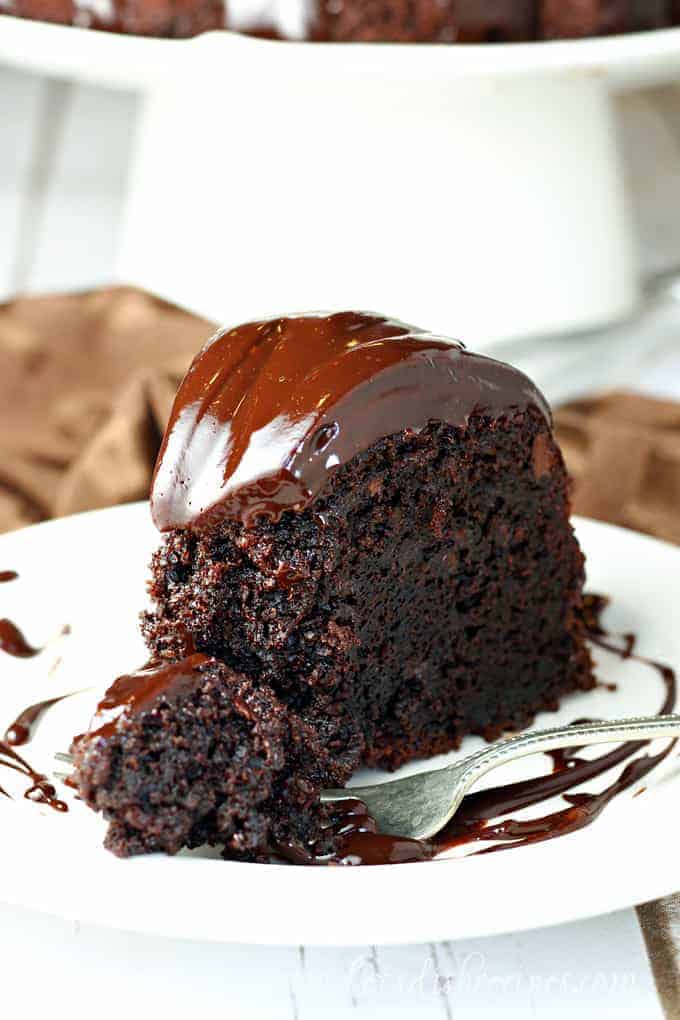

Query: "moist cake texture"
(72, 654), (353, 857)
(74, 311), (594, 859)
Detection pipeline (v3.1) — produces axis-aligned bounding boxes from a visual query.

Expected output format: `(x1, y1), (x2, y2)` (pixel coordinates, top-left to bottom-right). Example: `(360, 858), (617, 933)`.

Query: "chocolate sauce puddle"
(0, 619), (41, 659)
(0, 740), (67, 813)
(0, 571), (18, 584)
(282, 594), (676, 865)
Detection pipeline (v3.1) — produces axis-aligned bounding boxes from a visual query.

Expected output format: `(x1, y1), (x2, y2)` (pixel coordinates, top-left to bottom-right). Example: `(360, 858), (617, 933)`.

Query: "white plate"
(0, 18), (680, 90)
(0, 505), (678, 945)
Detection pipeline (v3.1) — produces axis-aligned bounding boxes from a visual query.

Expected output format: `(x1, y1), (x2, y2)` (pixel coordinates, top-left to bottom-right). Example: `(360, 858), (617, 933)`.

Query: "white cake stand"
(2, 19), (680, 343)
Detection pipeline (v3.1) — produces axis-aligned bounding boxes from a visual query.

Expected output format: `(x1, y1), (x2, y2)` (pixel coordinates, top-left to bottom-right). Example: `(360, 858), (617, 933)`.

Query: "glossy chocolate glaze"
(281, 594), (677, 865)
(0, 619), (41, 659)
(78, 653), (213, 744)
(151, 312), (550, 531)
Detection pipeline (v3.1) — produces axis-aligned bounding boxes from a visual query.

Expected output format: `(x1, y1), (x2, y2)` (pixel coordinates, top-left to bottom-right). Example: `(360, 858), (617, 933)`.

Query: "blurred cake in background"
(1, 0), (224, 35)
(2, 0), (679, 41)
(539, 0), (671, 39)
(311, 0), (535, 42)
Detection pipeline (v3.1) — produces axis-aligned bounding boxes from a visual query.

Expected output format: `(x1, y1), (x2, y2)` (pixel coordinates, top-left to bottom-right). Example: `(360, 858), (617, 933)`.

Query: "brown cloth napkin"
(554, 392), (680, 545)
(0, 286), (214, 532)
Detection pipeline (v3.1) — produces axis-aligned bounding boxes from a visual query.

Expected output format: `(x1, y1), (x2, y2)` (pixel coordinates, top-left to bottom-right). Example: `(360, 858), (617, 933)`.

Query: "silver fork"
(53, 714), (680, 840)
(320, 714), (680, 840)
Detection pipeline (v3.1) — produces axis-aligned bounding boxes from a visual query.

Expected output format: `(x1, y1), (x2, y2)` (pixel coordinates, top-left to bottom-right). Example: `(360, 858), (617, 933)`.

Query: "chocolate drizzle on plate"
(0, 619), (41, 659)
(4, 694), (76, 747)
(284, 594), (677, 865)
(0, 740), (67, 812)
(0, 572), (39, 659)
(151, 312), (550, 531)
(0, 569), (72, 807)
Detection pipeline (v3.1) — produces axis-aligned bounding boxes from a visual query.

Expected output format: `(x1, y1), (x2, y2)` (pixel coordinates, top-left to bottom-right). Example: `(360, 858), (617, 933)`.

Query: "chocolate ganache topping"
(151, 311), (550, 531)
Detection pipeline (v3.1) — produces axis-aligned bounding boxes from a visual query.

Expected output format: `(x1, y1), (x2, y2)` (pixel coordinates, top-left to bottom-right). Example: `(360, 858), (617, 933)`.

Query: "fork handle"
(452, 713), (680, 790)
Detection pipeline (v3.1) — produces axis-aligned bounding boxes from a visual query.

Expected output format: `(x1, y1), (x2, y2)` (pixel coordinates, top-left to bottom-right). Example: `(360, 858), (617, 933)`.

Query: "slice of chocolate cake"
(74, 311), (594, 859)
(143, 312), (594, 777)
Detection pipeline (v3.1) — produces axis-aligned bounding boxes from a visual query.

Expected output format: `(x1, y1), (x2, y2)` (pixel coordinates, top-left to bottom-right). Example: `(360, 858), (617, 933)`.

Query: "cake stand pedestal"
(1, 21), (680, 342)
(117, 30), (680, 343)
(120, 62), (633, 344)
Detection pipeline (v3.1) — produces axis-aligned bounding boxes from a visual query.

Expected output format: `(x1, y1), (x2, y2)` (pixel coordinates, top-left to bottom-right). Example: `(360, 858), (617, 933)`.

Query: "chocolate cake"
(3, 0), (677, 40)
(72, 311), (594, 859)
